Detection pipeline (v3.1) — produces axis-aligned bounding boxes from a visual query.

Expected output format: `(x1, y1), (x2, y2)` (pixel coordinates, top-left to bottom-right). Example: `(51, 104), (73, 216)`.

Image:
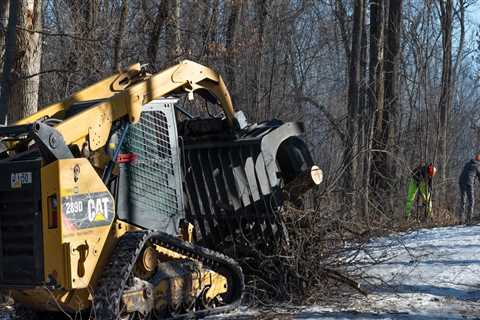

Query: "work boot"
(470, 215), (479, 225)
(466, 213), (472, 225)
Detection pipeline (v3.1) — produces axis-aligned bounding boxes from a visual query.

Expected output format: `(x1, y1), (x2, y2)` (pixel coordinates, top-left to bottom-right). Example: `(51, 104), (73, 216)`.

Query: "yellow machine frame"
(6, 60), (235, 313)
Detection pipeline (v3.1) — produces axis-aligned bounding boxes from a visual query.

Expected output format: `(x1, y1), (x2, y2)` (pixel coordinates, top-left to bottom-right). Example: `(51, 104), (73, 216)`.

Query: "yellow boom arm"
(16, 60), (235, 152)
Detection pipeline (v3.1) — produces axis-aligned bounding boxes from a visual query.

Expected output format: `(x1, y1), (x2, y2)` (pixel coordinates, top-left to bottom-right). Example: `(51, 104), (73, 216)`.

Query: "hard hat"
(475, 154), (480, 161)
(427, 163), (437, 177)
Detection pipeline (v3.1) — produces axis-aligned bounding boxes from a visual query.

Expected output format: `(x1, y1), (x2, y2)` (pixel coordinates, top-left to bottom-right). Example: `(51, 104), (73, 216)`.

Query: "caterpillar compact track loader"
(0, 61), (321, 319)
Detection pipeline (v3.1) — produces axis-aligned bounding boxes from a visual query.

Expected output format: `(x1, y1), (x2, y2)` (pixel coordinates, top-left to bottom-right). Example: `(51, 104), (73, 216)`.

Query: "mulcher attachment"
(180, 119), (316, 253)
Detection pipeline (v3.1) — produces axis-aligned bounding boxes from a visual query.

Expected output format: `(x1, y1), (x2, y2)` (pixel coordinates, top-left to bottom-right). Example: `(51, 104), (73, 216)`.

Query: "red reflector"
(116, 153), (138, 163)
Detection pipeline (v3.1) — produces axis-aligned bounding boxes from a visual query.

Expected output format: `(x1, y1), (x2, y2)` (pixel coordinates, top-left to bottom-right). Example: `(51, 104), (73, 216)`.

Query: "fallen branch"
(322, 267), (368, 296)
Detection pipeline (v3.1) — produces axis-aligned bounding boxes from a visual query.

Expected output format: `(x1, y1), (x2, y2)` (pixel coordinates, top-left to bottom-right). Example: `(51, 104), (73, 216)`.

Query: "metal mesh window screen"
(121, 102), (183, 232)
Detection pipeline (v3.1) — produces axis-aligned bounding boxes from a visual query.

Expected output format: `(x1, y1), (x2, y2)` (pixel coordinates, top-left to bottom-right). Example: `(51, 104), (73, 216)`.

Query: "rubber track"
(93, 230), (244, 320)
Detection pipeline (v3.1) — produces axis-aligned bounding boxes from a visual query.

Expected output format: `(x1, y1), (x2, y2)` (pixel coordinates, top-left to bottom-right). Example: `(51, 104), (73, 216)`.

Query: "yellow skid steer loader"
(0, 61), (320, 319)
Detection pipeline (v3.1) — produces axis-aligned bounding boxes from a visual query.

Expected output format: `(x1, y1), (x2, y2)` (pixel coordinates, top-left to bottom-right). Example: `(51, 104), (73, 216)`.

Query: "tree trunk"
(0, 0), (9, 57)
(453, 0), (465, 79)
(225, 0), (240, 99)
(145, 0), (168, 67)
(63, 0), (97, 90)
(209, 0), (219, 45)
(368, 0), (385, 213)
(199, 0), (220, 61)
(112, 0), (128, 71)
(252, 0), (268, 111)
(8, 0), (43, 122)
(344, 0), (364, 211)
(165, 0), (181, 62)
(358, 0), (369, 218)
(0, 0), (9, 113)
(0, 0), (17, 123)
(199, 0), (211, 59)
(333, 0), (350, 64)
(380, 0), (402, 194)
(438, 0), (453, 188)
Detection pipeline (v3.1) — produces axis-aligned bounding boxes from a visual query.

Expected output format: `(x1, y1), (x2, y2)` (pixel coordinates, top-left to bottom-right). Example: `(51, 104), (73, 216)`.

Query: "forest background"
(2, 0), (480, 303)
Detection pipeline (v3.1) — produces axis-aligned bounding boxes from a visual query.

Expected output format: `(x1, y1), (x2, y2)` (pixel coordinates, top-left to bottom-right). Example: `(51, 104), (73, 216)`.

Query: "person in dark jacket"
(459, 155), (480, 224)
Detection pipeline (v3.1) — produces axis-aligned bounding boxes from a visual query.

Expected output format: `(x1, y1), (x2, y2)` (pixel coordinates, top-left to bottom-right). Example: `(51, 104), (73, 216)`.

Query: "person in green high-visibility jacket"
(405, 163), (437, 219)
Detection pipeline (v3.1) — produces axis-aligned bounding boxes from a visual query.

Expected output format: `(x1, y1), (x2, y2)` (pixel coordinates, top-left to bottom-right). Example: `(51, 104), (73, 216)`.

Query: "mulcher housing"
(180, 118), (314, 250)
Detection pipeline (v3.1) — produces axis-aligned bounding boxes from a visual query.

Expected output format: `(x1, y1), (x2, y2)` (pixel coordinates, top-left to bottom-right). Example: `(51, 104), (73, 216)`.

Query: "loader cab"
(114, 99), (185, 235)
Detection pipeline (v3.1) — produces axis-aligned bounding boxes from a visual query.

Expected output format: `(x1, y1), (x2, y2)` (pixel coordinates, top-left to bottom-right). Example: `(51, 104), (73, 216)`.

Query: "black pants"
(460, 183), (474, 223)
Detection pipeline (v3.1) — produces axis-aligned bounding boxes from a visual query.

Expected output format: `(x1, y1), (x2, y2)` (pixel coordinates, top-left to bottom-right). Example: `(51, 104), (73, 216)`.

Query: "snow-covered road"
(219, 225), (480, 319)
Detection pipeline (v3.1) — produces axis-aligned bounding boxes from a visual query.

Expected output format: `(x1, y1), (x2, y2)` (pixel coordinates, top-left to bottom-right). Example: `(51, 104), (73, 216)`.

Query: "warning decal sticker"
(62, 191), (114, 230)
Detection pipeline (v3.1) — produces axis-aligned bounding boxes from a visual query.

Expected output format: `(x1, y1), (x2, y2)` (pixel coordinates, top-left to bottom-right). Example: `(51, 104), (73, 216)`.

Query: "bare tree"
(368, 0), (385, 212)
(0, 0), (9, 57)
(225, 0), (240, 99)
(113, 0), (128, 71)
(344, 0), (365, 208)
(0, 0), (43, 123)
(376, 0), (403, 195)
(437, 0), (453, 186)
(0, 0), (16, 123)
(165, 0), (181, 62)
(252, 0), (268, 111)
(7, 0), (43, 122)
(333, 0), (350, 64)
(145, 0), (168, 67)
(358, 0), (369, 217)
(198, 0), (215, 60)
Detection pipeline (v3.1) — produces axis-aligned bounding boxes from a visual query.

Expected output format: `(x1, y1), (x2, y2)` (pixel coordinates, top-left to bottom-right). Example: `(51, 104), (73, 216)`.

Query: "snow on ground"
(208, 225), (480, 319)
(346, 224), (480, 319)
(2, 225), (480, 319)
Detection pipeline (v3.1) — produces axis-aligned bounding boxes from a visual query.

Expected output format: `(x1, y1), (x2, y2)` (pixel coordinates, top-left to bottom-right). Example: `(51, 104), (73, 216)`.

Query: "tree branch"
(299, 96), (346, 143)
(13, 26), (101, 42)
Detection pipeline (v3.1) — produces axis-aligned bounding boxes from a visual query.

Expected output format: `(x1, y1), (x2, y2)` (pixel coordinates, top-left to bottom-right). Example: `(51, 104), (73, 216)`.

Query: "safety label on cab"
(61, 191), (114, 230)
(11, 172), (32, 189)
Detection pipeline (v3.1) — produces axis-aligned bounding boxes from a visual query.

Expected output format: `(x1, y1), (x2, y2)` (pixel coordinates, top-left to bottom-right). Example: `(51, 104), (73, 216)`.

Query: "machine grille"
(117, 101), (184, 234)
(182, 143), (283, 250)
(0, 160), (44, 286)
(180, 120), (312, 252)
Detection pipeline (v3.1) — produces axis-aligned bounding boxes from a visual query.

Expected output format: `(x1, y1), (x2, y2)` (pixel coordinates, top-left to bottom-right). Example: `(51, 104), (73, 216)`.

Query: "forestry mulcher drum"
(0, 61), (321, 319)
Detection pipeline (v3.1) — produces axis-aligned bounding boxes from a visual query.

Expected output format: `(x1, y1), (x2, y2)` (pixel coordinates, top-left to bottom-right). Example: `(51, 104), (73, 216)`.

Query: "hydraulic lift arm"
(12, 60), (235, 154)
